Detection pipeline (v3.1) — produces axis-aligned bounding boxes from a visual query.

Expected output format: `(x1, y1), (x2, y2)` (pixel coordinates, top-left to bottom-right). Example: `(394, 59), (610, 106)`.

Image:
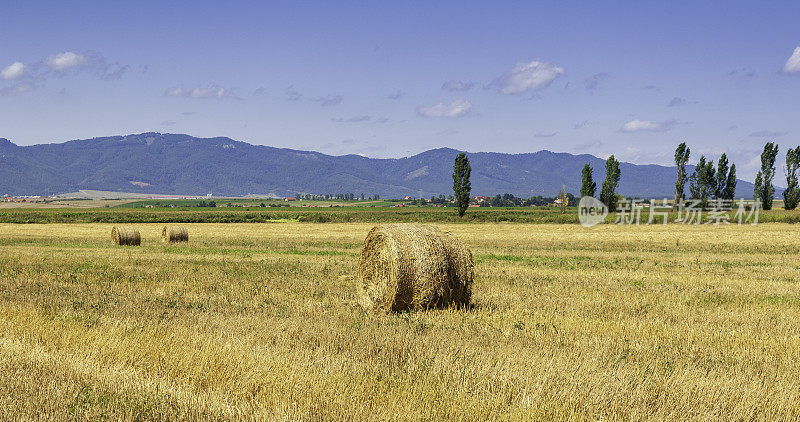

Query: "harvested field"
(1, 222), (800, 420)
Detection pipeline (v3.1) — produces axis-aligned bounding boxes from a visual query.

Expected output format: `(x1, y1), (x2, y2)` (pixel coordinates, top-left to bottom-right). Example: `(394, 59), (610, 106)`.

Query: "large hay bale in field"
(162, 225), (189, 243)
(357, 224), (474, 312)
(111, 226), (141, 246)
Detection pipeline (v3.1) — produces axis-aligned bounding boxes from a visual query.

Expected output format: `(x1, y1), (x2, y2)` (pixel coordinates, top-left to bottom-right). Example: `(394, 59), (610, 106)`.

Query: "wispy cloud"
(441, 80), (474, 91)
(0, 50), (129, 95)
(534, 132), (558, 138)
(490, 60), (565, 94)
(783, 47), (800, 73)
(574, 140), (603, 150)
(620, 119), (681, 133)
(573, 120), (593, 129)
(584, 73), (609, 93)
(0, 83), (35, 96)
(667, 97), (696, 107)
(161, 120), (176, 126)
(286, 86), (303, 102)
(45, 51), (128, 80)
(315, 94), (343, 107)
(164, 83), (240, 100)
(728, 68), (754, 78)
(387, 90), (402, 100)
(749, 130), (787, 138)
(642, 85), (661, 92)
(332, 115), (371, 123)
(417, 100), (472, 118)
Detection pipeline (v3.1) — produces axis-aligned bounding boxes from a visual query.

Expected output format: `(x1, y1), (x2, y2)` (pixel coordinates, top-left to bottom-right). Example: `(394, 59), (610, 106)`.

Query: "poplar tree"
(755, 142), (779, 210)
(600, 155), (621, 212)
(452, 153), (472, 217)
(689, 156), (715, 207)
(784, 147), (800, 210)
(580, 164), (596, 198)
(674, 143), (690, 207)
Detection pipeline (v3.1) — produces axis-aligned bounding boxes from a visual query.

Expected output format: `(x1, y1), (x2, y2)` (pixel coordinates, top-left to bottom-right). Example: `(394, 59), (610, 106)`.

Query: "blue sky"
(1, 1), (799, 182)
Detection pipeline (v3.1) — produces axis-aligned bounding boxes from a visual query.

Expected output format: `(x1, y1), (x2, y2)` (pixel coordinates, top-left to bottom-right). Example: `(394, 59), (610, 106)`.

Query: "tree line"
(449, 143), (800, 217)
(577, 141), (800, 211)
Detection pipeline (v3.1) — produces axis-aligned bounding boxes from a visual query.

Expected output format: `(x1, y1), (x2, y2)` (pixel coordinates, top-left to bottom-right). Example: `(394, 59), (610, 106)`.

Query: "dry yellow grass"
(1, 222), (800, 420)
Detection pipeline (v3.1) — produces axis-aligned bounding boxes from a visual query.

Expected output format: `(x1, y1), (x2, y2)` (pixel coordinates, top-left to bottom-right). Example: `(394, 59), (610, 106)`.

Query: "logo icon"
(578, 196), (608, 227)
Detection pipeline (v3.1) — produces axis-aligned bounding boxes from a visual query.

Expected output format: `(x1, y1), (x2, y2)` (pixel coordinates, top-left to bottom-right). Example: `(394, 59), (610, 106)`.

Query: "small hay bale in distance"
(357, 223), (474, 312)
(111, 226), (141, 246)
(162, 225), (189, 243)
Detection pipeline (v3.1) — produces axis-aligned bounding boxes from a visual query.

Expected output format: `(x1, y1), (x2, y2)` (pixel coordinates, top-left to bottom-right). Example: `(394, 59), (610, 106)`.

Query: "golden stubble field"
(1, 222), (800, 420)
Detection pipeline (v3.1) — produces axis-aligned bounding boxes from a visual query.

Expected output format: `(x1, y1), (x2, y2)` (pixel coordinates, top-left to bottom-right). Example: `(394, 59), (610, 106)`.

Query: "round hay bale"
(162, 225), (189, 243)
(111, 226), (141, 246)
(357, 223), (473, 312)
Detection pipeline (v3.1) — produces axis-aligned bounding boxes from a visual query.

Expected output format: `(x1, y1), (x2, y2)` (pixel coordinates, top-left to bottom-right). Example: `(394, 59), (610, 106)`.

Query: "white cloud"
(0, 51), (127, 95)
(620, 119), (680, 133)
(43, 51), (86, 71)
(165, 86), (186, 97)
(441, 80), (474, 91)
(164, 83), (239, 100)
(491, 61), (565, 94)
(0, 62), (25, 80)
(416, 100), (472, 118)
(783, 47), (800, 73)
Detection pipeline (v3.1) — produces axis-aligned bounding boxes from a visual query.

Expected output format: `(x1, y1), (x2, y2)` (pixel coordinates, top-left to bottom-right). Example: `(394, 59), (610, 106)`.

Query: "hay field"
(1, 222), (800, 420)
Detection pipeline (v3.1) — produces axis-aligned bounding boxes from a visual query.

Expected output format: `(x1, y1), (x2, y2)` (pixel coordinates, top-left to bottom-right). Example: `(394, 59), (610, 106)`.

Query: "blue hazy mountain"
(0, 133), (757, 198)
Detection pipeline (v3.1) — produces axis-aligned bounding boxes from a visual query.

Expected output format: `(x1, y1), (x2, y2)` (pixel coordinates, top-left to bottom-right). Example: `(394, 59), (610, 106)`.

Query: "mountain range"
(0, 132), (757, 198)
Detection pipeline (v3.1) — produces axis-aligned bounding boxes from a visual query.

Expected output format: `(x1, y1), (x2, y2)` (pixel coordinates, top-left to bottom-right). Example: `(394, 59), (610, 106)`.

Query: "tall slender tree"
(600, 155), (621, 212)
(723, 163), (737, 201)
(784, 146), (800, 210)
(689, 155), (715, 207)
(580, 163), (596, 198)
(754, 172), (763, 201)
(452, 152), (472, 217)
(715, 154), (729, 199)
(674, 143), (690, 207)
(755, 142), (779, 210)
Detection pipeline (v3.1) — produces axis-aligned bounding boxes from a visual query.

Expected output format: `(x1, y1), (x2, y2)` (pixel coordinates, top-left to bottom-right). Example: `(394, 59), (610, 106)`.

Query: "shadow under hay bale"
(357, 223), (474, 312)
(162, 225), (189, 243)
(111, 226), (141, 246)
